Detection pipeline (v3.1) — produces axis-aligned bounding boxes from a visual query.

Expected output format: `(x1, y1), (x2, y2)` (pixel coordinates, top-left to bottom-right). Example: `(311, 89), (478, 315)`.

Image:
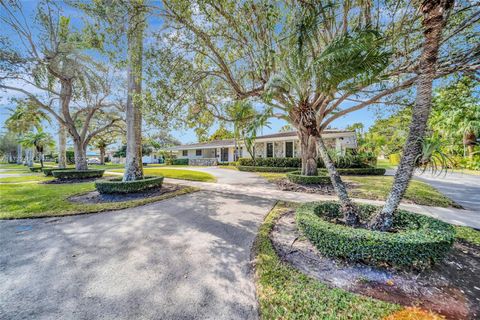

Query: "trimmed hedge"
(237, 165), (299, 173)
(318, 167), (386, 176)
(52, 169), (105, 180)
(172, 158), (189, 165)
(238, 157), (301, 168)
(296, 201), (455, 270)
(286, 171), (331, 184)
(29, 167), (42, 172)
(95, 176), (164, 194)
(42, 167), (70, 176)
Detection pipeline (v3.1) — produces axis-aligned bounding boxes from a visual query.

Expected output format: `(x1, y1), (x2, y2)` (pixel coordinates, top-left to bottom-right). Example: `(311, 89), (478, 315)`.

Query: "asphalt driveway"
(0, 191), (275, 319)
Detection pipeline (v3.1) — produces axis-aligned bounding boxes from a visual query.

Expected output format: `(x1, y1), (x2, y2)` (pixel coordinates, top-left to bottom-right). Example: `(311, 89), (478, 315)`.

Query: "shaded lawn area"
(108, 167), (216, 182)
(258, 173), (456, 208)
(0, 180), (196, 219)
(254, 201), (401, 319)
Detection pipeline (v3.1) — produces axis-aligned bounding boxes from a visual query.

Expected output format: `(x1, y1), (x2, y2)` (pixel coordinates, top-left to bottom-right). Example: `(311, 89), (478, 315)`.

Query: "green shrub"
(238, 157), (301, 168)
(318, 167), (386, 176)
(286, 171), (331, 184)
(29, 167), (42, 172)
(237, 165), (299, 172)
(42, 167), (70, 176)
(218, 161), (238, 166)
(389, 153), (401, 165)
(296, 201), (455, 270)
(52, 169), (105, 180)
(172, 158), (189, 165)
(95, 176), (164, 194)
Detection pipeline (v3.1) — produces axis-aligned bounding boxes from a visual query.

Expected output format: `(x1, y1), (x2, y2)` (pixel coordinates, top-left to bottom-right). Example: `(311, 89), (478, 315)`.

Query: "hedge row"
(318, 167), (386, 176)
(237, 154), (374, 169)
(238, 157), (301, 168)
(95, 176), (164, 194)
(237, 166), (299, 173)
(286, 172), (331, 184)
(296, 201), (455, 270)
(172, 159), (189, 165)
(43, 167), (70, 176)
(52, 169), (105, 180)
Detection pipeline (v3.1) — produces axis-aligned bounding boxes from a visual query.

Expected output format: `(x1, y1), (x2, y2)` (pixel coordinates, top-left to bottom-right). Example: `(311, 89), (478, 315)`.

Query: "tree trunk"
(316, 135), (360, 226)
(58, 123), (67, 168)
(16, 144), (22, 164)
(73, 141), (88, 170)
(298, 129), (318, 176)
(39, 152), (44, 168)
(26, 149), (34, 167)
(369, 0), (452, 231)
(123, 1), (145, 182)
(100, 146), (106, 165)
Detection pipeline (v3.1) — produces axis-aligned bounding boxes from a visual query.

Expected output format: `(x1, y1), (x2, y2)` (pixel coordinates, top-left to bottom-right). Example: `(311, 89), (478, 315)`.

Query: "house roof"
(165, 130), (354, 151)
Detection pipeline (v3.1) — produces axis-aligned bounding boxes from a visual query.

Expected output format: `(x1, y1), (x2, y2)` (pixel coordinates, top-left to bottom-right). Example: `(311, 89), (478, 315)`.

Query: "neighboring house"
(165, 130), (357, 165)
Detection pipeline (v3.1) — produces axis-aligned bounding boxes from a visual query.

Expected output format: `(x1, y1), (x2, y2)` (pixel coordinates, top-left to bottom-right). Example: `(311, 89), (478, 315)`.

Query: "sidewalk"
(165, 178), (480, 229)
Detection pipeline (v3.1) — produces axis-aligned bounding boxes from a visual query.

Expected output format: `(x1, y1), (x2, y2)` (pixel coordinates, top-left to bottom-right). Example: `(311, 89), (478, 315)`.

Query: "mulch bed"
(271, 210), (480, 320)
(68, 183), (182, 204)
(275, 178), (356, 195)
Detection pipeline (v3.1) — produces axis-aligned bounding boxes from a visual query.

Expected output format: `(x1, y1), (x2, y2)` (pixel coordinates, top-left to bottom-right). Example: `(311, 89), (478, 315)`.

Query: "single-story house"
(165, 130), (357, 165)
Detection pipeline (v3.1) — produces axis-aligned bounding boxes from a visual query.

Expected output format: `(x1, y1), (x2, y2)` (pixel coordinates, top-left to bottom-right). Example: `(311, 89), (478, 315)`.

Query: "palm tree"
(265, 3), (390, 226)
(20, 131), (55, 168)
(369, 0), (454, 231)
(5, 101), (51, 166)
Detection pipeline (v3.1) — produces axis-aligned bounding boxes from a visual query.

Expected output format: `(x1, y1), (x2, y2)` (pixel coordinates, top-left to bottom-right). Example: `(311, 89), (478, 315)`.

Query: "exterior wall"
(171, 133), (356, 162)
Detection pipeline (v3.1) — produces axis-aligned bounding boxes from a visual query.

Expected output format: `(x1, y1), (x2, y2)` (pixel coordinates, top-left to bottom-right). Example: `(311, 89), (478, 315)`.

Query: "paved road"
(0, 191), (275, 319)
(413, 171), (480, 212)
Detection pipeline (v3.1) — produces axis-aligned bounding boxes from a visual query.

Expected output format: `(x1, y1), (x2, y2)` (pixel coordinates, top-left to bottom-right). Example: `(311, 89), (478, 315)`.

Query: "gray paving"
(0, 191), (275, 320)
(412, 171), (480, 212)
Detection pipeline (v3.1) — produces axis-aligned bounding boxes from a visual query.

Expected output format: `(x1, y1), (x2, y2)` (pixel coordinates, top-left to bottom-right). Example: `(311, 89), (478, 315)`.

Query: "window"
(285, 141), (293, 158)
(182, 150), (188, 157)
(266, 143), (273, 158)
(196, 149), (202, 156)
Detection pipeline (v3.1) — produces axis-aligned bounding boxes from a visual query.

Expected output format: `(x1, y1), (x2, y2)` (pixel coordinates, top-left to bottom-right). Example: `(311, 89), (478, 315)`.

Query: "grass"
(108, 167), (216, 182)
(254, 201), (401, 319)
(345, 176), (457, 208)
(258, 172), (456, 208)
(0, 175), (53, 183)
(455, 226), (480, 246)
(376, 159), (397, 169)
(0, 179), (197, 219)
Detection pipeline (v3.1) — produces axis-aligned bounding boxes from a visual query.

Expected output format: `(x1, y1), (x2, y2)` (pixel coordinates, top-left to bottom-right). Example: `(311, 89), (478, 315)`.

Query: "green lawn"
(0, 179), (197, 219)
(0, 175), (53, 183)
(345, 176), (457, 208)
(455, 226), (480, 246)
(108, 168), (216, 182)
(376, 159), (396, 169)
(258, 172), (455, 208)
(254, 201), (401, 319)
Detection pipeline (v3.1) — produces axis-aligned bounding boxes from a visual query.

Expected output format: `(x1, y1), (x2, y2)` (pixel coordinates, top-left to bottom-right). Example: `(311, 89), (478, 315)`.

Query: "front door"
(221, 148), (229, 162)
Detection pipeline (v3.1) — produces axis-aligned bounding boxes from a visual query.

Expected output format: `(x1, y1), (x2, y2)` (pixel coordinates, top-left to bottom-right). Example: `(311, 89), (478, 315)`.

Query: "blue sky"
(0, 1), (398, 145)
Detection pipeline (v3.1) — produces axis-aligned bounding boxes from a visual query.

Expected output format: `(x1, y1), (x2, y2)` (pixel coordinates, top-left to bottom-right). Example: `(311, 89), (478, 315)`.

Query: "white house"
(165, 130), (357, 165)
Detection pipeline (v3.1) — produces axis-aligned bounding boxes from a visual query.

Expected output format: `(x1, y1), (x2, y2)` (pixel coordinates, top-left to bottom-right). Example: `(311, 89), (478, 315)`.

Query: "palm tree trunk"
(316, 135), (360, 226)
(58, 123), (67, 168)
(123, 0), (145, 182)
(16, 143), (22, 164)
(298, 129), (318, 176)
(369, 0), (453, 231)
